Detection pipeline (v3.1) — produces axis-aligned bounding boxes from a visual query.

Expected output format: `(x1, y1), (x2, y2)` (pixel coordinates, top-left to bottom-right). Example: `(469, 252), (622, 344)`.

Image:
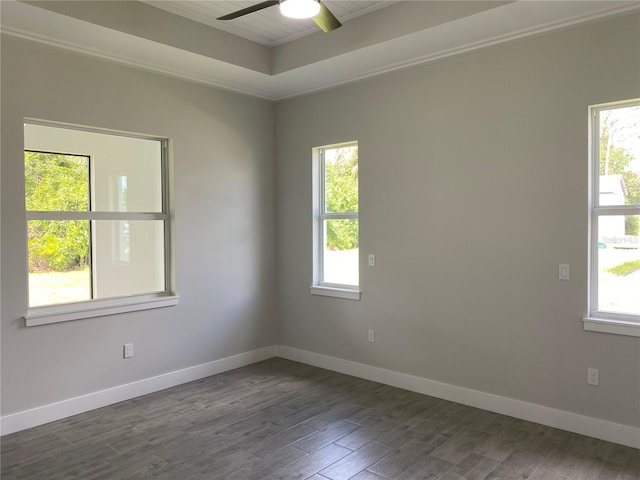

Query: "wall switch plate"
(587, 367), (599, 386)
(368, 254), (375, 267)
(123, 343), (134, 359)
(368, 329), (375, 343)
(559, 264), (570, 280)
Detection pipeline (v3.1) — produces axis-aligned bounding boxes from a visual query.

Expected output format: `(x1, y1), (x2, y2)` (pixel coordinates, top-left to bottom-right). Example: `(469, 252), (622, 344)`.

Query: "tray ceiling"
(141, 1), (397, 46)
(2, 1), (639, 101)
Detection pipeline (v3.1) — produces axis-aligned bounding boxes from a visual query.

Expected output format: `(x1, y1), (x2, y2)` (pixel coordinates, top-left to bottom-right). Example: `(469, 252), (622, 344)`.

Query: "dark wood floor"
(2, 358), (638, 480)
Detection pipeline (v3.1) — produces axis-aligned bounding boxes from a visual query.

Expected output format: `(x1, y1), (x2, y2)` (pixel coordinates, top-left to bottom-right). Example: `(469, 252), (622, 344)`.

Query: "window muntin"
(589, 100), (640, 324)
(24, 122), (173, 315)
(314, 143), (359, 290)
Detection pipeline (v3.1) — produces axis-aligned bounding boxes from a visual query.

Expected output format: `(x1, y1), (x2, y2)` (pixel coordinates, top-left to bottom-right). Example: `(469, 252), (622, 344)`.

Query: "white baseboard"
(0, 345), (277, 436)
(3, 344), (638, 449)
(276, 345), (640, 449)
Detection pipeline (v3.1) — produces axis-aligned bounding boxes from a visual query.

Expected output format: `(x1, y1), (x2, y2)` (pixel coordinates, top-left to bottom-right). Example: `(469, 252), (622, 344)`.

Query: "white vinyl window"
(24, 121), (178, 326)
(311, 142), (360, 300)
(585, 100), (640, 337)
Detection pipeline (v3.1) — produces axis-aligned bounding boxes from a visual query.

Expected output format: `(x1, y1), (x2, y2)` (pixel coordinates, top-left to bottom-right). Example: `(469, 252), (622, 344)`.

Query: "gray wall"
(275, 14), (640, 427)
(2, 11), (639, 431)
(1, 36), (276, 415)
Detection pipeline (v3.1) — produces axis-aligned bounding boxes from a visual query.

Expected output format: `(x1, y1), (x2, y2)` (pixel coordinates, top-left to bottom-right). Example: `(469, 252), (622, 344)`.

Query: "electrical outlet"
(368, 329), (375, 343)
(587, 367), (599, 386)
(123, 343), (134, 359)
(368, 254), (375, 267)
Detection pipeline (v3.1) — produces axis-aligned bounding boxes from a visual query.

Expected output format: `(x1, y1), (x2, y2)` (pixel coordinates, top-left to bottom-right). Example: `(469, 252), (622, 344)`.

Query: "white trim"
(271, 2), (640, 101)
(26, 211), (166, 221)
(0, 345), (277, 435)
(3, 344), (638, 447)
(24, 121), (177, 325)
(587, 99), (640, 330)
(583, 317), (640, 337)
(4, 1), (638, 102)
(309, 286), (361, 300)
(276, 345), (640, 449)
(593, 206), (640, 215)
(313, 142), (360, 291)
(0, 6), (272, 100)
(25, 294), (180, 326)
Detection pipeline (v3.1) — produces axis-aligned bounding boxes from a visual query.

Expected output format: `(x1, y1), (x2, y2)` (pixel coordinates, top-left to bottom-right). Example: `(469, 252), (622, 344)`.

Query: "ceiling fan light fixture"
(279, 0), (320, 19)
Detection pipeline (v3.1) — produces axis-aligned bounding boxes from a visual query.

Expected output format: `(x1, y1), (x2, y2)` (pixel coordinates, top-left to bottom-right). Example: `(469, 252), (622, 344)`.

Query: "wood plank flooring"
(2, 358), (639, 479)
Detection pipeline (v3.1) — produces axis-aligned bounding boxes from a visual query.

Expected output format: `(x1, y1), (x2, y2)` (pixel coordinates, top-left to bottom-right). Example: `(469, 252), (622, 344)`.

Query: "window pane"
(24, 123), (163, 213)
(598, 105), (640, 207)
(24, 123), (172, 312)
(91, 138), (163, 212)
(597, 215), (640, 316)
(25, 152), (89, 212)
(92, 220), (165, 298)
(28, 220), (91, 306)
(28, 220), (165, 306)
(324, 145), (358, 213)
(323, 219), (359, 286)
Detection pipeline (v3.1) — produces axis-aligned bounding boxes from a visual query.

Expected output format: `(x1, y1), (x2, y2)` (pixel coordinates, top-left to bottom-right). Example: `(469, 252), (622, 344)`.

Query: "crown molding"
(2, 1), (639, 102)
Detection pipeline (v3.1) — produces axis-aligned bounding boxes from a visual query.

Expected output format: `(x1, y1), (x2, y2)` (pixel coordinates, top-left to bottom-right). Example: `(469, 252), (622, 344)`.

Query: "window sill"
(25, 294), (180, 327)
(583, 317), (640, 338)
(310, 286), (361, 300)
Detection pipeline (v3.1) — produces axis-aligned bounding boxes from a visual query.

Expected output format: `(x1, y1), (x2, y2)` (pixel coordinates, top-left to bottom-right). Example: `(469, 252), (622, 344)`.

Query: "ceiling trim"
(270, 1), (640, 100)
(2, 1), (639, 102)
(1, 2), (272, 98)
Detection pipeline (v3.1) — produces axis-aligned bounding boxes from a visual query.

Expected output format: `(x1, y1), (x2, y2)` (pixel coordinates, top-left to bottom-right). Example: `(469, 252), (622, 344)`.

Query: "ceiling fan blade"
(217, 0), (279, 20)
(312, 1), (342, 32)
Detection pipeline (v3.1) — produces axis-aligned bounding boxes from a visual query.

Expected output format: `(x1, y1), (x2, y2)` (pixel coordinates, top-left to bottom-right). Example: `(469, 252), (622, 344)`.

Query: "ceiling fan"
(217, 0), (342, 32)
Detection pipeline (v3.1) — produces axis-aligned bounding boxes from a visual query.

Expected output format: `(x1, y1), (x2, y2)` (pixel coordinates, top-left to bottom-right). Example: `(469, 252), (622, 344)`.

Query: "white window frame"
(584, 99), (640, 337)
(310, 141), (361, 300)
(24, 120), (178, 326)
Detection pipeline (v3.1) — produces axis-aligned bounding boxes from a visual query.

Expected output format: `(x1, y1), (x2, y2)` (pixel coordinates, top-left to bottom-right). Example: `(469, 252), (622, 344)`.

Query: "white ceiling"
(142, 1), (397, 46)
(2, 1), (639, 101)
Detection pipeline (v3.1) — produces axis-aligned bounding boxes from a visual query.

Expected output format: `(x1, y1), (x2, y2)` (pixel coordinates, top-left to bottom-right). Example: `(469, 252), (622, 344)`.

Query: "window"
(24, 121), (177, 326)
(311, 142), (360, 300)
(585, 100), (640, 337)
